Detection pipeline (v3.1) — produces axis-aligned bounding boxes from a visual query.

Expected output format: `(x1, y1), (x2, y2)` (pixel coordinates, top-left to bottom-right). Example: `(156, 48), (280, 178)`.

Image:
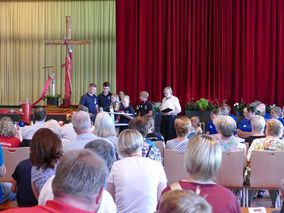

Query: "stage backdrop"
(0, 0), (115, 106)
(116, 0), (284, 109)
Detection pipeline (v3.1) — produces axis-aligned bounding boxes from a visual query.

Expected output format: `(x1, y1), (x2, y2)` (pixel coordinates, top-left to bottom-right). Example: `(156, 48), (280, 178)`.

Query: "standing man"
(79, 83), (98, 116)
(98, 82), (112, 112)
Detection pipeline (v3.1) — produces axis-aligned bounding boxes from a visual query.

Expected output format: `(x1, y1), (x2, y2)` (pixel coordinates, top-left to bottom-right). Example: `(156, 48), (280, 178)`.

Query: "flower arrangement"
(233, 99), (247, 112)
(152, 102), (162, 114)
(186, 98), (225, 111)
(66, 112), (75, 122)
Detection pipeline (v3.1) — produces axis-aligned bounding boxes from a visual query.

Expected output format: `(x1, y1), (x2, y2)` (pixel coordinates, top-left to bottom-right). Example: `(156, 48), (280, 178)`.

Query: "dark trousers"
(161, 115), (177, 142)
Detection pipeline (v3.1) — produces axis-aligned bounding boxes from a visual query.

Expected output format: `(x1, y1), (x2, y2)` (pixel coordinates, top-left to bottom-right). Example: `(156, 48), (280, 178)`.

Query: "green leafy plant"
(233, 99), (247, 112)
(186, 98), (226, 111)
(43, 93), (61, 100)
(152, 102), (162, 114)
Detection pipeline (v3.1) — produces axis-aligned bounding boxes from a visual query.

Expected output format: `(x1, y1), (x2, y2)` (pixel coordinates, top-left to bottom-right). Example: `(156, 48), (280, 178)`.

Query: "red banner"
(32, 77), (52, 108)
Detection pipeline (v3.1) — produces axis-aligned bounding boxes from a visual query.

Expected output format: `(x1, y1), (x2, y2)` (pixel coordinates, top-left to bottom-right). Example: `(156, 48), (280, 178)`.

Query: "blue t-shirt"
(278, 117), (284, 127)
(119, 105), (135, 124)
(79, 93), (98, 115)
(229, 113), (237, 123)
(238, 118), (252, 132)
(264, 113), (271, 120)
(0, 144), (4, 166)
(98, 92), (112, 111)
(206, 121), (218, 135)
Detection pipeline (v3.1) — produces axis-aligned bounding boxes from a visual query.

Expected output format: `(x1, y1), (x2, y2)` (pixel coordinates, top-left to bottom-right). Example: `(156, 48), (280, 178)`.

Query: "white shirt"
(108, 156), (167, 213)
(161, 95), (181, 114)
(63, 133), (98, 153)
(61, 123), (77, 143)
(38, 175), (117, 213)
(21, 121), (45, 140)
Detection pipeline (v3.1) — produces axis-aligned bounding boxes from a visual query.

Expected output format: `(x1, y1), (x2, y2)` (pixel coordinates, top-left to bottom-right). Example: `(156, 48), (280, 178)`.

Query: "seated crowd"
(1, 85), (284, 212)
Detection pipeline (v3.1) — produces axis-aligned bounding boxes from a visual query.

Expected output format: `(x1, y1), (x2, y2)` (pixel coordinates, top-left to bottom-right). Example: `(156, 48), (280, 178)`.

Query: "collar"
(45, 200), (93, 213)
(101, 92), (111, 97)
(35, 121), (45, 125)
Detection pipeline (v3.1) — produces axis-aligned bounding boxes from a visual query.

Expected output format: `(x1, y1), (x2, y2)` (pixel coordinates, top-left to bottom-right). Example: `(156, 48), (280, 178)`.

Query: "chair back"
(250, 151), (284, 189)
(154, 141), (165, 158)
(0, 147), (30, 182)
(215, 151), (246, 189)
(164, 149), (188, 185)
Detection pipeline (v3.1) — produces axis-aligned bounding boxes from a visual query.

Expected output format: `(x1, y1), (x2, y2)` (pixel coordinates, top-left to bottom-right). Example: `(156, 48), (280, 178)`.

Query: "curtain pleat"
(0, 0), (116, 106)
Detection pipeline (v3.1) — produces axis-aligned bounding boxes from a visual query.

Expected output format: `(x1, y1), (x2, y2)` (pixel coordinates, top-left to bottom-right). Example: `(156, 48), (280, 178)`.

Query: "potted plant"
(152, 102), (162, 132)
(44, 94), (61, 106)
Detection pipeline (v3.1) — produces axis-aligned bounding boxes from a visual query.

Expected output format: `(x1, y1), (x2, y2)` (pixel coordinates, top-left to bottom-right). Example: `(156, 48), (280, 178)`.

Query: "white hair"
(250, 115), (265, 133)
(93, 112), (116, 138)
(43, 119), (62, 138)
(72, 111), (91, 132)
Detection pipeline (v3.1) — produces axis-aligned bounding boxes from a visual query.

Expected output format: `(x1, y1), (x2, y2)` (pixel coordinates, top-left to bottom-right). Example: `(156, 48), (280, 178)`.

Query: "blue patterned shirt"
(141, 143), (161, 162)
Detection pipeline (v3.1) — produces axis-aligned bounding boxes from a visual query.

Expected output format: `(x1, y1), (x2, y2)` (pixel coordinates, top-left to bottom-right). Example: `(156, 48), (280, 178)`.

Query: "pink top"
(161, 181), (241, 213)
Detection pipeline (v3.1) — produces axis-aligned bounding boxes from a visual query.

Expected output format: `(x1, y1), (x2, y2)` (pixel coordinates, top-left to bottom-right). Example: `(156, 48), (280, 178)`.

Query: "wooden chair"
(0, 147), (30, 183)
(214, 151), (247, 206)
(164, 149), (188, 185)
(154, 141), (165, 158)
(246, 151), (284, 207)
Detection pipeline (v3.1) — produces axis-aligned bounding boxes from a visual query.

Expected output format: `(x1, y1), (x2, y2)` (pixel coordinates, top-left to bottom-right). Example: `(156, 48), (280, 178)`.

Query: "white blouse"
(161, 95), (181, 115)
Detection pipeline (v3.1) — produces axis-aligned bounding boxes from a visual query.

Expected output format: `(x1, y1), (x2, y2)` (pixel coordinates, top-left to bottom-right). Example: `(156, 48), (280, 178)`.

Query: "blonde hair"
(184, 134), (222, 181)
(43, 119), (62, 138)
(93, 112), (116, 138)
(159, 190), (212, 213)
(175, 117), (192, 137)
(140, 91), (149, 99)
(266, 119), (283, 138)
(117, 129), (143, 157)
(0, 117), (16, 137)
(190, 116), (200, 125)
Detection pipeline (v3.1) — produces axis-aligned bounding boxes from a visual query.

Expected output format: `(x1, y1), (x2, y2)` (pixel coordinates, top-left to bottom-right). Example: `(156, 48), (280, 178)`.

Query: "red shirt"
(3, 200), (95, 213)
(0, 137), (20, 148)
(161, 181), (241, 213)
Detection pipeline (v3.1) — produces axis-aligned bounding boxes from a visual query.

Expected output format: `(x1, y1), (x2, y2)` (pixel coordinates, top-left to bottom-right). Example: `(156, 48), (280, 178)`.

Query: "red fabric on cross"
(116, 0), (284, 109)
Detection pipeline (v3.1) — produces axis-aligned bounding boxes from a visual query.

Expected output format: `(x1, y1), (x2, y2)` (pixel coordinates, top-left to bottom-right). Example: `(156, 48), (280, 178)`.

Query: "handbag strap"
(146, 145), (152, 157)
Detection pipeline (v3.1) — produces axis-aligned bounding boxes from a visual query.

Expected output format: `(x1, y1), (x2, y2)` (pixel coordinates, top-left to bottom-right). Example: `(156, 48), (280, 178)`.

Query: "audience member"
(245, 115), (266, 147)
(137, 91), (153, 116)
(118, 90), (126, 102)
(161, 134), (241, 213)
(110, 94), (120, 111)
(43, 119), (62, 139)
(12, 159), (37, 207)
(237, 106), (256, 138)
(0, 117), (21, 147)
(190, 116), (203, 134)
(129, 117), (161, 162)
(206, 109), (221, 135)
(5, 150), (109, 213)
(246, 119), (284, 207)
(93, 112), (118, 152)
(30, 128), (62, 199)
(63, 111), (98, 153)
(214, 116), (246, 152)
(160, 87), (182, 141)
(98, 82), (112, 111)
(115, 95), (135, 132)
(79, 83), (99, 116)
(166, 117), (195, 151)
(38, 140), (117, 213)
(222, 104), (237, 122)
(21, 107), (46, 140)
(256, 103), (271, 120)
(144, 115), (165, 142)
(270, 106), (284, 127)
(158, 190), (212, 213)
(107, 129), (167, 213)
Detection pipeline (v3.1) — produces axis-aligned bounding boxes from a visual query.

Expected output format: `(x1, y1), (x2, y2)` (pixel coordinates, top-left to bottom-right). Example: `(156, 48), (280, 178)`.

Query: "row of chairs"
(154, 141), (284, 207)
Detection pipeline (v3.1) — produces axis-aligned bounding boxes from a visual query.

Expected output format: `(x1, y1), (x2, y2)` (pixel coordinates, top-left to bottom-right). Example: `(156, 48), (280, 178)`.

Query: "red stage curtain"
(116, 0), (284, 109)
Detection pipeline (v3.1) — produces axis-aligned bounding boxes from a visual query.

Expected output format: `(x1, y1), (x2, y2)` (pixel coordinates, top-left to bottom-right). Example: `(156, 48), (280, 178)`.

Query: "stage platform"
(0, 105), (77, 124)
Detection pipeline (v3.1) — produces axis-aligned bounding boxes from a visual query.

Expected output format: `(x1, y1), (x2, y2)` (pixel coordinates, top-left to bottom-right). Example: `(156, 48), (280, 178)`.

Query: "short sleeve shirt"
(79, 93), (98, 115)
(31, 166), (57, 194)
(165, 138), (189, 151)
(98, 92), (112, 111)
(138, 100), (153, 116)
(141, 143), (162, 162)
(118, 106), (135, 124)
(206, 121), (218, 135)
(238, 119), (252, 132)
(0, 137), (20, 148)
(161, 96), (181, 115)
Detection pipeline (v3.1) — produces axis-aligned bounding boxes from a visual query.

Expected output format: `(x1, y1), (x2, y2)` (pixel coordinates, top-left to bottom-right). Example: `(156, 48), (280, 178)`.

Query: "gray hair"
(93, 112), (116, 138)
(250, 115), (265, 133)
(272, 106), (282, 116)
(118, 129), (144, 157)
(0, 116), (15, 137)
(218, 116), (236, 137)
(44, 119), (62, 138)
(85, 139), (115, 171)
(72, 111), (91, 132)
(52, 150), (108, 203)
(266, 119), (283, 138)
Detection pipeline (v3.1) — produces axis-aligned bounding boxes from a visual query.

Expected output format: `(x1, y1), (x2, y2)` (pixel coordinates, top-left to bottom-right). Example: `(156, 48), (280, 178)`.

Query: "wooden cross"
(45, 16), (92, 107)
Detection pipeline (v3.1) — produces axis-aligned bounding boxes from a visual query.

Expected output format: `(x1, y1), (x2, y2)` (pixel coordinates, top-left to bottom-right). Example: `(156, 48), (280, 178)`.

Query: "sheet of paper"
(248, 207), (267, 213)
